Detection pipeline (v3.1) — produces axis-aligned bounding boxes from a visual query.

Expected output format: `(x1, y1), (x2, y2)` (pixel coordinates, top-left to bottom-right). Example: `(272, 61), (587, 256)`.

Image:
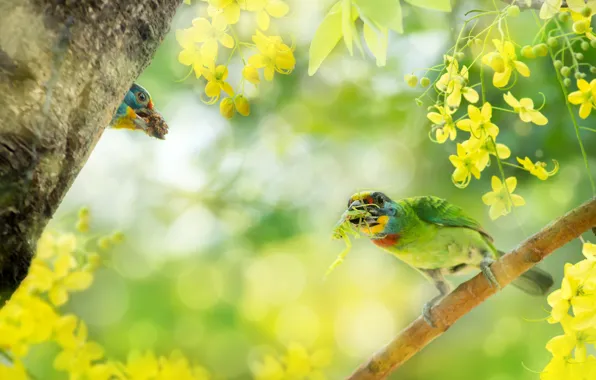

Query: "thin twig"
(348, 197), (596, 379)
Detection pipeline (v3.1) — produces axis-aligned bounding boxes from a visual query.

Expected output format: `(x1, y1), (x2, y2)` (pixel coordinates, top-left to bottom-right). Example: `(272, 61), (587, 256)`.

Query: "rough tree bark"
(0, 0), (181, 298)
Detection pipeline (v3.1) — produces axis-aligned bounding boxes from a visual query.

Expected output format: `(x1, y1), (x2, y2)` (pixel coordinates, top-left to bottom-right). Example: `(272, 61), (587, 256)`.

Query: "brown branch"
(348, 197), (596, 380)
(0, 0), (181, 299)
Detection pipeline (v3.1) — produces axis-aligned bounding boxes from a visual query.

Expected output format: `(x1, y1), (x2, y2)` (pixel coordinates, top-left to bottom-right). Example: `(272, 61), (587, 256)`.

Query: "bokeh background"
(35, 0), (596, 378)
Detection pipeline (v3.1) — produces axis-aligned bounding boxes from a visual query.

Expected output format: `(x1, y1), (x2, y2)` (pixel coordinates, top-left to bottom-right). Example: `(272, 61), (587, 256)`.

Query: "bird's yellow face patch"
(359, 215), (388, 235)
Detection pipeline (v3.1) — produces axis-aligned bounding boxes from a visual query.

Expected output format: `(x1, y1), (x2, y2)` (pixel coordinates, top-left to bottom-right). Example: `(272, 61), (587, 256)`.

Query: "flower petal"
(505, 176), (517, 192)
(491, 176), (502, 191)
(503, 92), (519, 108)
(514, 61), (530, 77)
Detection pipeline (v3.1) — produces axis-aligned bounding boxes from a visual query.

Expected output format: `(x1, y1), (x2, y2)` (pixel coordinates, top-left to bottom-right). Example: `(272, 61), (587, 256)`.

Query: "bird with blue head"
(110, 83), (168, 139)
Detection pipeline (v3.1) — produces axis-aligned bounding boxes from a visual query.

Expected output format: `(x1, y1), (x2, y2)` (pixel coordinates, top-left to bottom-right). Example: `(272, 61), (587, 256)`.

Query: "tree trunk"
(0, 0), (181, 298)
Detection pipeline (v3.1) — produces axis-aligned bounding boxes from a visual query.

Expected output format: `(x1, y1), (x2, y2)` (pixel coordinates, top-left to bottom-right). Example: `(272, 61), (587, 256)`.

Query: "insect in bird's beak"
(347, 199), (382, 228)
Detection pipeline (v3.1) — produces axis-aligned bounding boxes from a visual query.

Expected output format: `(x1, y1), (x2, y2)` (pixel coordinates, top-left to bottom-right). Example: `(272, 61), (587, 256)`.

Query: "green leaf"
(363, 22), (388, 66)
(404, 0), (451, 12)
(308, 1), (358, 76)
(308, 2), (343, 76)
(353, 0), (403, 33)
(342, 0), (354, 55)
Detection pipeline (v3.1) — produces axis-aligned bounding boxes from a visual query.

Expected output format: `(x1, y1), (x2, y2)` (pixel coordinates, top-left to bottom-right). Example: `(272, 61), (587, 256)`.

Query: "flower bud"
(532, 43), (548, 57)
(581, 41), (590, 51)
(507, 5), (520, 17)
(573, 20), (589, 34)
(560, 66), (571, 76)
(405, 74), (418, 87)
(521, 45), (535, 59)
(547, 37), (558, 48)
(559, 12), (569, 22)
(554, 60), (563, 70)
(420, 77), (431, 87)
(234, 95), (250, 116)
(563, 78), (571, 87)
(219, 97), (235, 119)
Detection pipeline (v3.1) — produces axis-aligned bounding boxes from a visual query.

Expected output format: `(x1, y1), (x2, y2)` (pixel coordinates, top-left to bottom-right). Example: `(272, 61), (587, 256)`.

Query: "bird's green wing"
(406, 196), (493, 242)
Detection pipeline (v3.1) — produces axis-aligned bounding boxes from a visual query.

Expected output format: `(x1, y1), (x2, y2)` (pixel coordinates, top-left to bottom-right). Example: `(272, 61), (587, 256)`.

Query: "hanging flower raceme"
(482, 40), (530, 88)
(568, 79), (596, 119)
(503, 92), (548, 125)
(427, 105), (456, 143)
(435, 56), (479, 109)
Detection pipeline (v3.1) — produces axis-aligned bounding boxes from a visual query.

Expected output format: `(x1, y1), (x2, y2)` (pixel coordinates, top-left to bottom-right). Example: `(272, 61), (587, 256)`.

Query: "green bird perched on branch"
(341, 191), (554, 327)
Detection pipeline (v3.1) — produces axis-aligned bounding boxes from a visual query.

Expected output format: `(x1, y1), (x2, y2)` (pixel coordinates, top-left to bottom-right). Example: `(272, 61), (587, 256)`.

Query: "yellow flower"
(435, 57), (479, 108)
(503, 92), (548, 125)
(547, 315), (596, 362)
(482, 176), (525, 220)
(191, 17), (235, 60)
(482, 40), (530, 88)
(0, 358), (28, 380)
(427, 105), (456, 143)
(583, 242), (596, 260)
(207, 0), (243, 27)
(54, 318), (104, 376)
(456, 103), (499, 140)
(220, 97), (235, 119)
(176, 28), (205, 78)
(234, 95), (250, 116)
(462, 138), (510, 171)
(201, 62), (234, 103)
(125, 351), (160, 379)
(242, 64), (260, 84)
(568, 79), (596, 119)
(517, 157), (559, 180)
(246, 0), (289, 31)
(284, 343), (331, 378)
(449, 143), (483, 188)
(252, 355), (285, 380)
(248, 31), (295, 81)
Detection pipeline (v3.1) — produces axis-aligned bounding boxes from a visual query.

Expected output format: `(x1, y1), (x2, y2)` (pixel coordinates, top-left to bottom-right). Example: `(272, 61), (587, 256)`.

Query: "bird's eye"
(137, 92), (148, 103)
(372, 193), (384, 205)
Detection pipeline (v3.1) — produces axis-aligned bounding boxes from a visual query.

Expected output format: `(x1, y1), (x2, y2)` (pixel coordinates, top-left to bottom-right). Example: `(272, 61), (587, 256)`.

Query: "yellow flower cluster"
(429, 55), (552, 219)
(0, 210), (210, 380)
(250, 343), (331, 380)
(541, 242), (596, 379)
(415, 1), (565, 220)
(176, 0), (294, 119)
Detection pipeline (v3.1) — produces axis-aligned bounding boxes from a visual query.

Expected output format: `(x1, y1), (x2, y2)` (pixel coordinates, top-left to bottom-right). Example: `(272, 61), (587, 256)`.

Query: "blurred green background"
(37, 0), (596, 378)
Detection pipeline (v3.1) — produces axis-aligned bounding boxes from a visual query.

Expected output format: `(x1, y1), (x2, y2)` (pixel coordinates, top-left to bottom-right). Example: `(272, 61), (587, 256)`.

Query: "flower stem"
(548, 23), (596, 195)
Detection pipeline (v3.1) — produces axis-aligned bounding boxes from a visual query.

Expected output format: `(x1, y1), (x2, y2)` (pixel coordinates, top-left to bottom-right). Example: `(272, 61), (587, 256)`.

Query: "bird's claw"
(480, 257), (501, 289)
(422, 302), (436, 328)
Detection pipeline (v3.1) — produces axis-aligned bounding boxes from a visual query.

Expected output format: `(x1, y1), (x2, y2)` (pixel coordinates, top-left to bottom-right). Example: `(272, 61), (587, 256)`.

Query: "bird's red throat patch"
(372, 234), (400, 248)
